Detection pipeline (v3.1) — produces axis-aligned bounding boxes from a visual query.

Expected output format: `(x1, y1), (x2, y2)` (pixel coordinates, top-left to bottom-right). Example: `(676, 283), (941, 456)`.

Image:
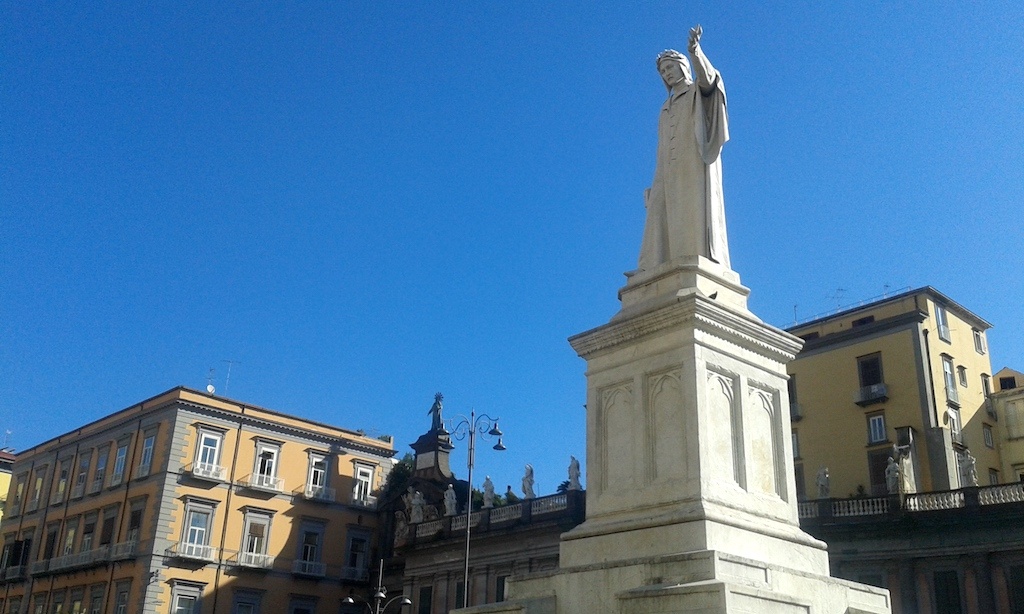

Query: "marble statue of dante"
(428, 392), (444, 432)
(638, 25), (731, 272)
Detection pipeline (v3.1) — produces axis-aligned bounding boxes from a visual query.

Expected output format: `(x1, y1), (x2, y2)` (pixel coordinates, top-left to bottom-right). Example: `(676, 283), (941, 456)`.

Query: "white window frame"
(949, 407), (963, 441)
(110, 441), (129, 486)
(957, 366), (968, 388)
(179, 500), (215, 559)
(791, 430), (800, 459)
(73, 453), (91, 498)
(240, 510), (272, 567)
(195, 429), (223, 471)
(298, 521), (324, 564)
(984, 424), (994, 448)
(170, 582), (203, 614)
(941, 356), (959, 403)
(62, 518), (78, 556)
(868, 414), (886, 444)
(306, 452), (328, 495)
(250, 441), (282, 491)
(112, 583), (130, 614)
(91, 448), (109, 493)
(137, 432), (156, 478)
(232, 591), (262, 614)
(344, 529), (371, 575)
(352, 464), (374, 504)
(935, 304), (951, 342)
(973, 329), (986, 354)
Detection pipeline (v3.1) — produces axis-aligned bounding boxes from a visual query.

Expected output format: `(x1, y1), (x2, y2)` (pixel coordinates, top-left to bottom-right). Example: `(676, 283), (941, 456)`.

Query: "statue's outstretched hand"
(688, 24), (702, 53)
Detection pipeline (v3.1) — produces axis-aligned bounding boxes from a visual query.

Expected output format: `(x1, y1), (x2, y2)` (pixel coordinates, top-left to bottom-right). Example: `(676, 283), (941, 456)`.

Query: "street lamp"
(446, 409), (505, 608)
(342, 560), (412, 613)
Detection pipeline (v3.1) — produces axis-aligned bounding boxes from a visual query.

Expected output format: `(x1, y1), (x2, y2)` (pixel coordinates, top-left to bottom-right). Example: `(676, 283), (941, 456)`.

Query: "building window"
(182, 502), (213, 558)
(973, 329), (986, 354)
(170, 582), (202, 614)
(455, 582), (465, 609)
(54, 461), (69, 502)
(957, 366), (968, 388)
(791, 430), (800, 459)
(417, 587), (432, 614)
(858, 353), (883, 387)
(12, 473), (26, 513)
(195, 429), (224, 477)
(933, 570), (962, 613)
(73, 454), (90, 499)
(137, 433), (156, 478)
(232, 591), (262, 614)
(352, 464), (374, 505)
(295, 521), (325, 575)
(91, 447), (109, 493)
(941, 355), (959, 404)
(98, 507), (118, 547)
(867, 414), (886, 444)
(935, 304), (951, 342)
(80, 514), (96, 552)
(126, 500), (144, 544)
(29, 467), (48, 510)
(948, 407), (963, 445)
(1001, 376), (1018, 391)
(62, 518), (79, 555)
(851, 315), (875, 327)
(867, 450), (890, 496)
(88, 585), (104, 614)
(112, 583), (130, 614)
(252, 441), (281, 490)
(306, 452), (329, 499)
(983, 424), (994, 448)
(989, 469), (1000, 485)
(982, 374), (992, 396)
(110, 441), (129, 486)
(240, 510), (271, 567)
(344, 530), (371, 578)
(288, 598), (317, 614)
(497, 575), (510, 602)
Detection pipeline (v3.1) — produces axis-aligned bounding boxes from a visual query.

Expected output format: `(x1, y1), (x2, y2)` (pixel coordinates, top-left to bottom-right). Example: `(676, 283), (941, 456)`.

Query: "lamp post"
(446, 409), (505, 608)
(342, 560), (412, 613)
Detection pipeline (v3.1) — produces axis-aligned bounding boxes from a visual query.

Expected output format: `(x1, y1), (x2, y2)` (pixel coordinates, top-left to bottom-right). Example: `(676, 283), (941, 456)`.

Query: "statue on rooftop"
(522, 464), (536, 499)
(568, 456), (582, 491)
(885, 457), (900, 494)
(815, 466), (830, 499)
(443, 484), (458, 516)
(410, 490), (426, 523)
(637, 25), (731, 272)
(960, 451), (979, 487)
(482, 476), (495, 508)
(428, 392), (444, 432)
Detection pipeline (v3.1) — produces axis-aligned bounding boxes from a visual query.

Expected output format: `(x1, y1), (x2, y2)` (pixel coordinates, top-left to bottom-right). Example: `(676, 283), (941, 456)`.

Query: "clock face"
(416, 453), (434, 470)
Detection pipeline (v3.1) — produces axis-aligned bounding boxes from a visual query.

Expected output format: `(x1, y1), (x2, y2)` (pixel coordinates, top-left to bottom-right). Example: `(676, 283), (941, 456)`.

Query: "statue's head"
(656, 49), (692, 90)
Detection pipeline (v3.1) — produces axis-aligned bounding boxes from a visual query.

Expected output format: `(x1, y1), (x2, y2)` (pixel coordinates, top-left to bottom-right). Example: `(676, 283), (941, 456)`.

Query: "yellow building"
(991, 367), (1024, 484)
(787, 287), (1000, 499)
(0, 387), (395, 614)
(0, 452), (13, 526)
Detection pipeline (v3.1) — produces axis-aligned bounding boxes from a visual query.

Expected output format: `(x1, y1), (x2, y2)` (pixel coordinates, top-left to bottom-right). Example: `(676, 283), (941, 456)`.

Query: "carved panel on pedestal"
(747, 385), (785, 499)
(706, 367), (743, 488)
(646, 368), (684, 482)
(598, 382), (634, 493)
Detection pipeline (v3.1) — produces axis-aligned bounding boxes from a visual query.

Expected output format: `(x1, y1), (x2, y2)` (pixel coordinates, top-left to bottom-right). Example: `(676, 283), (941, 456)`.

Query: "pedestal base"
(457, 549), (891, 614)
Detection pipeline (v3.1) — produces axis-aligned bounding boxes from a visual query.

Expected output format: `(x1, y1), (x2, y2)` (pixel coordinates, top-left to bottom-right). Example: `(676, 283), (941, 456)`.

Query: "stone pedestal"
(457, 258), (891, 613)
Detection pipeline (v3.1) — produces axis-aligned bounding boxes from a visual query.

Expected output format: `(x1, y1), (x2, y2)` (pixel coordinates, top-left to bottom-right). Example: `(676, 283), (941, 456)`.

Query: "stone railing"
(832, 496), (890, 517)
(489, 503), (523, 523)
(398, 490), (585, 549)
(978, 482), (1024, 505)
(799, 483), (1023, 520)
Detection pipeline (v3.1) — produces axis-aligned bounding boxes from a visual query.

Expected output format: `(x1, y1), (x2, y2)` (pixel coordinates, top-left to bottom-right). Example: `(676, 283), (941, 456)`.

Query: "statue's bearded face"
(658, 58), (691, 88)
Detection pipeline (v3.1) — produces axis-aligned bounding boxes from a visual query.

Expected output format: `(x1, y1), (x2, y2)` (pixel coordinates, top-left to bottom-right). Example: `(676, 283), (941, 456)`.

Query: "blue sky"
(3, 2), (1022, 494)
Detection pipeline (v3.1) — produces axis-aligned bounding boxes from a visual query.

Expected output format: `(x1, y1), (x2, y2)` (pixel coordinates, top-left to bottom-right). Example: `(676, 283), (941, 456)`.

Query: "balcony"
(29, 560), (49, 575)
(341, 566), (370, 582)
(301, 485), (336, 503)
(51, 488), (66, 505)
(109, 472), (124, 487)
(945, 386), (960, 406)
(109, 540), (137, 561)
(237, 551), (275, 569)
(189, 462), (227, 482)
(25, 498), (40, 513)
(166, 541), (215, 562)
(134, 464), (152, 480)
(292, 559), (326, 577)
(46, 546), (109, 573)
(855, 383), (889, 406)
(2, 565), (26, 582)
(70, 483), (85, 499)
(351, 495), (378, 509)
(87, 480), (103, 495)
(242, 474), (283, 494)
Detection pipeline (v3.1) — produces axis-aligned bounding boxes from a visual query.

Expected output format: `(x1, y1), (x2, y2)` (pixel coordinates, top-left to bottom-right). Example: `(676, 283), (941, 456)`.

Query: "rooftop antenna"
(206, 368), (216, 395)
(827, 288), (846, 310)
(222, 359), (241, 396)
(883, 283), (891, 297)
(793, 304), (798, 325)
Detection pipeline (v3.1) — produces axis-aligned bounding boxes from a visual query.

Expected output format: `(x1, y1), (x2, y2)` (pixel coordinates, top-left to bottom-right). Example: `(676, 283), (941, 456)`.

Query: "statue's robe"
(638, 47), (730, 271)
